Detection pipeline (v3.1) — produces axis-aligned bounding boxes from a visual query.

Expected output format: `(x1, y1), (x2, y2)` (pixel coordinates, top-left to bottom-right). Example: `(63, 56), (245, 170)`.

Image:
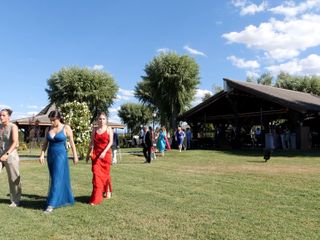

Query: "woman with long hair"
(39, 110), (78, 213)
(86, 112), (113, 205)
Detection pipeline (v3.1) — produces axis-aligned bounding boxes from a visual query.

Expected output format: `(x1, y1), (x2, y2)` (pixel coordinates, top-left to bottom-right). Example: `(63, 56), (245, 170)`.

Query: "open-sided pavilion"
(180, 78), (320, 150)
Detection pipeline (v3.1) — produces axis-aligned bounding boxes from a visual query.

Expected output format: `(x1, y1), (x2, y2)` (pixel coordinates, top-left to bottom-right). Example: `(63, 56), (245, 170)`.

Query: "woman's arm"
(86, 127), (95, 163)
(65, 125), (78, 165)
(0, 124), (19, 162)
(39, 127), (49, 165)
(99, 127), (113, 159)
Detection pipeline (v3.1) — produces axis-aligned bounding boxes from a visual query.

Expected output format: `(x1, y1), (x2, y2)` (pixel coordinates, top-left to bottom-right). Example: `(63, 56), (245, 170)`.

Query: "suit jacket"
(144, 131), (152, 148)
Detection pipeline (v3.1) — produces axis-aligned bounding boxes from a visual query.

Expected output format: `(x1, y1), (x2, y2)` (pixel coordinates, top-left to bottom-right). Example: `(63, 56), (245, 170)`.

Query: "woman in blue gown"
(39, 110), (78, 213)
(156, 128), (166, 156)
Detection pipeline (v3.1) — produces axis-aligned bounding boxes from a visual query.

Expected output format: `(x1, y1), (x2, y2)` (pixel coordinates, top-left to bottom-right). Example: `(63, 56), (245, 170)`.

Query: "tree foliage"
(118, 103), (153, 134)
(257, 72), (273, 86)
(202, 93), (212, 102)
(275, 72), (320, 95)
(134, 52), (200, 129)
(60, 101), (92, 159)
(46, 67), (118, 121)
(248, 71), (320, 96)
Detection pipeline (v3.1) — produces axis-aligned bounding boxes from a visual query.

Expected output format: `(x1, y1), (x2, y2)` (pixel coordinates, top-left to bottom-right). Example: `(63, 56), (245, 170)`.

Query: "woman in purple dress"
(175, 126), (185, 152)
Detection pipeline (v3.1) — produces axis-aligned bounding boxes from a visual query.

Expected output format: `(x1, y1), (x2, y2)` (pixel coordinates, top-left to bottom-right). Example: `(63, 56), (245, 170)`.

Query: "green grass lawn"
(0, 149), (319, 240)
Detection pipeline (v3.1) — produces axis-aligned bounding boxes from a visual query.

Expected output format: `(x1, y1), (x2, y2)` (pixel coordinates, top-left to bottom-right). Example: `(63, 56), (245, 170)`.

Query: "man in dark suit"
(111, 128), (120, 164)
(142, 126), (152, 163)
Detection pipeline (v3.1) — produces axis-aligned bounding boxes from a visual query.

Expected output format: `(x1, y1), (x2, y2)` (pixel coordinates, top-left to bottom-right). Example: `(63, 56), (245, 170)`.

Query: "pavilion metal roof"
(182, 78), (320, 119)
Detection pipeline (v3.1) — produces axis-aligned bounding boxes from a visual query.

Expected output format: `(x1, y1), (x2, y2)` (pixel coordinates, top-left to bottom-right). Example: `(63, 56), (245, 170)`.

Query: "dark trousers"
(143, 145), (151, 163)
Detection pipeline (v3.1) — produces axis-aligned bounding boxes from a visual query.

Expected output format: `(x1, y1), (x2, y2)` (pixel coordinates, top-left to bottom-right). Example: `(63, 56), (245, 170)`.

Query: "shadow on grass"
(246, 160), (267, 163)
(1, 194), (93, 209)
(75, 195), (90, 204)
(20, 193), (46, 210)
(125, 151), (144, 156)
(0, 193), (46, 210)
(216, 149), (320, 158)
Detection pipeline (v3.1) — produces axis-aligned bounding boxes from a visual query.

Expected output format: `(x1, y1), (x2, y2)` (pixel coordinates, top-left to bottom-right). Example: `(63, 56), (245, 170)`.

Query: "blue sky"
(1, 0), (320, 123)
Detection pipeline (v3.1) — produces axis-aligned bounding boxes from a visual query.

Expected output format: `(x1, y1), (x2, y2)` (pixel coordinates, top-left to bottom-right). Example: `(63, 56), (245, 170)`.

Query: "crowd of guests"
(140, 125), (193, 163)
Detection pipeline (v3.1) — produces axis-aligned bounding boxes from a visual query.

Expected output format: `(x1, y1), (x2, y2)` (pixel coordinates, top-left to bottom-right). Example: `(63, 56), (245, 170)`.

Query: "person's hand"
(85, 155), (90, 164)
(99, 151), (106, 159)
(0, 154), (8, 162)
(39, 154), (45, 165)
(73, 156), (79, 165)
(86, 150), (93, 163)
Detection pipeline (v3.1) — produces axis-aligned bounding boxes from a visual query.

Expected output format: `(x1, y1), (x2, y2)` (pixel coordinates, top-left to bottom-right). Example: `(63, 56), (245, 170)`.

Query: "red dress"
(89, 130), (112, 205)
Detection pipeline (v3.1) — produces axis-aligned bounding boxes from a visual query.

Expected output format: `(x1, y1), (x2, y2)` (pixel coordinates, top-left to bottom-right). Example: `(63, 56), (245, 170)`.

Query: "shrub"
(60, 101), (92, 159)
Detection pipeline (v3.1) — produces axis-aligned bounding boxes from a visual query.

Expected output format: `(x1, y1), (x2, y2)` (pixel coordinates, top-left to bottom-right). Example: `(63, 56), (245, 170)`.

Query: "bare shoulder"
(64, 124), (72, 131)
(11, 123), (19, 130)
(107, 126), (113, 134)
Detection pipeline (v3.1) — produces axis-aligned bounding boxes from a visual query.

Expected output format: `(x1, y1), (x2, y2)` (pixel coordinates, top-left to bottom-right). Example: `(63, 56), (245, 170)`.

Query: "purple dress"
(176, 130), (185, 145)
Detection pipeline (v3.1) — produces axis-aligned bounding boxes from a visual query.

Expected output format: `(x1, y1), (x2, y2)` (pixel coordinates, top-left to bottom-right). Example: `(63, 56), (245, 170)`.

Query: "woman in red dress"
(86, 112), (113, 205)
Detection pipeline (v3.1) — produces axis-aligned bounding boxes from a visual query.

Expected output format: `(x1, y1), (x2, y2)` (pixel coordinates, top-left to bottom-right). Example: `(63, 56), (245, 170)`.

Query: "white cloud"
(223, 14), (320, 61)
(183, 45), (207, 56)
(108, 114), (121, 124)
(269, 0), (320, 18)
(92, 64), (104, 70)
(109, 106), (120, 113)
(157, 48), (171, 53)
(266, 54), (320, 76)
(27, 105), (39, 109)
(192, 89), (213, 106)
(231, 0), (267, 16)
(227, 55), (260, 69)
(246, 70), (260, 79)
(108, 107), (121, 124)
(231, 0), (247, 8)
(116, 88), (135, 101)
(240, 1), (268, 16)
(0, 103), (11, 109)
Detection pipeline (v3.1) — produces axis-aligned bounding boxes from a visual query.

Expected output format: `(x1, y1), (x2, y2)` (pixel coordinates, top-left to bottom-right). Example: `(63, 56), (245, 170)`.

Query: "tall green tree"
(118, 103), (153, 134)
(46, 66), (118, 121)
(275, 72), (320, 95)
(135, 52), (200, 129)
(257, 72), (273, 85)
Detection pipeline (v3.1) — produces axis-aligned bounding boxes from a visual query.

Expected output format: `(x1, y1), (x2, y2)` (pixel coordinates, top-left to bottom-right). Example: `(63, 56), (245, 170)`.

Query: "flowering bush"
(60, 101), (92, 159)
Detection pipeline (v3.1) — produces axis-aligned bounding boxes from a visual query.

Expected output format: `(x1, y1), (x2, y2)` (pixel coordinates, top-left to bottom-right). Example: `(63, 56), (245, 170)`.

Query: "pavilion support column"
(226, 94), (241, 148)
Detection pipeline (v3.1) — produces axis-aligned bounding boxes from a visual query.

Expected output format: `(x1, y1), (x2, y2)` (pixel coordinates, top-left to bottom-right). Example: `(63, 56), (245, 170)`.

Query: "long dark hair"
(48, 110), (64, 123)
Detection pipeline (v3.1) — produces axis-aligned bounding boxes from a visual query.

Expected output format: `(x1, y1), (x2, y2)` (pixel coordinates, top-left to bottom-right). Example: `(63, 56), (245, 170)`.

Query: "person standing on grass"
(149, 126), (157, 160)
(39, 110), (78, 213)
(86, 112), (113, 205)
(157, 128), (166, 157)
(141, 126), (152, 163)
(0, 108), (22, 208)
(175, 126), (185, 152)
(112, 128), (119, 165)
(186, 127), (192, 150)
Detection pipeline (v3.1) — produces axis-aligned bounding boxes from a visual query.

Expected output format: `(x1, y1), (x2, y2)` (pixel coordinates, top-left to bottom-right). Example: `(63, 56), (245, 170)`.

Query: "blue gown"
(46, 128), (75, 208)
(157, 131), (166, 153)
